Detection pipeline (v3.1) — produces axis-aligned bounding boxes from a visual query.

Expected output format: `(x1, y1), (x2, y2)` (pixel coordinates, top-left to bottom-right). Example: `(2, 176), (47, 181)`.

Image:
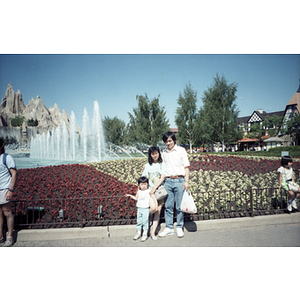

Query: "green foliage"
(263, 114), (282, 136)
(266, 146), (300, 158)
(10, 116), (25, 127)
(247, 122), (265, 140)
(282, 114), (300, 145)
(193, 74), (241, 148)
(216, 146), (300, 158)
(248, 114), (283, 139)
(127, 94), (170, 145)
(27, 118), (38, 126)
(103, 116), (127, 145)
(175, 82), (197, 145)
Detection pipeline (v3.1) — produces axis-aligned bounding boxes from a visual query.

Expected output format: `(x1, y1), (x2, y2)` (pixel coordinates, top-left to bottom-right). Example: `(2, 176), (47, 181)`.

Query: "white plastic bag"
(180, 190), (197, 214)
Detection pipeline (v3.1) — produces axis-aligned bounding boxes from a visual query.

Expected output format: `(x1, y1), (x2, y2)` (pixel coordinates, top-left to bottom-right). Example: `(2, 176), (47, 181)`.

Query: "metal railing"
(10, 187), (293, 229)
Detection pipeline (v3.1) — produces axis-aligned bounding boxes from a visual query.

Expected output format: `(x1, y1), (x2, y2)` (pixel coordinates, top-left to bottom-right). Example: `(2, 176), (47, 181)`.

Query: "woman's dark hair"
(138, 176), (149, 185)
(162, 131), (176, 143)
(281, 155), (293, 167)
(0, 138), (5, 155)
(148, 146), (162, 165)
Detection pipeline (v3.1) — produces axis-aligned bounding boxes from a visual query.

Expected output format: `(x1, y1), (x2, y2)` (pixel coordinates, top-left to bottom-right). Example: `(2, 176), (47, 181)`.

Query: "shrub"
(10, 116), (25, 127)
(27, 118), (38, 126)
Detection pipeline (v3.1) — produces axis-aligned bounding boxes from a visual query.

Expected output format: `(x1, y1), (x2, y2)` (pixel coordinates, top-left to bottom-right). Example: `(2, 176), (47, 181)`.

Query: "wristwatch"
(8, 189), (14, 192)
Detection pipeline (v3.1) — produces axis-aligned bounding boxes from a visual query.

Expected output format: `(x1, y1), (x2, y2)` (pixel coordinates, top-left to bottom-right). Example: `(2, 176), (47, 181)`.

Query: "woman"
(142, 146), (166, 240)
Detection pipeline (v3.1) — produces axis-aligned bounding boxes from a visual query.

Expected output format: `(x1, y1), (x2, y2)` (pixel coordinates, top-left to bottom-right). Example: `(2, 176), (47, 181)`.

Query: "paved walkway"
(5, 212), (300, 247)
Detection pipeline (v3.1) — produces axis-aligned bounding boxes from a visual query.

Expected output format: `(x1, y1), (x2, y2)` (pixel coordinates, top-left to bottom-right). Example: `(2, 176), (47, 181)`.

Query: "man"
(0, 138), (17, 246)
(153, 131), (189, 238)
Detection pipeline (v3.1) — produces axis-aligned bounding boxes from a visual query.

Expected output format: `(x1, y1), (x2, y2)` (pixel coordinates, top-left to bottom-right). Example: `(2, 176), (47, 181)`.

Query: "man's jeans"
(164, 177), (184, 229)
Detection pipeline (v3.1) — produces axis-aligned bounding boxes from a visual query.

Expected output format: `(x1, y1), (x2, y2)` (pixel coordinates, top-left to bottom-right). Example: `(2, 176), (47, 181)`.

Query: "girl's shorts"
(282, 181), (299, 193)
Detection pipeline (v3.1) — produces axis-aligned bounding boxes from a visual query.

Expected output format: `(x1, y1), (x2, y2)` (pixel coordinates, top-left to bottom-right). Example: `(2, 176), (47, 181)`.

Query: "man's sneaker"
(176, 227), (184, 238)
(133, 231), (141, 240)
(292, 198), (297, 209)
(3, 237), (14, 247)
(141, 233), (148, 242)
(158, 227), (174, 237)
(287, 200), (292, 212)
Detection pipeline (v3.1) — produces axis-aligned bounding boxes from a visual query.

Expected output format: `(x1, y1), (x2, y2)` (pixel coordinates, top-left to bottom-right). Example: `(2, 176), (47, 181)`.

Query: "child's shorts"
(282, 181), (299, 193)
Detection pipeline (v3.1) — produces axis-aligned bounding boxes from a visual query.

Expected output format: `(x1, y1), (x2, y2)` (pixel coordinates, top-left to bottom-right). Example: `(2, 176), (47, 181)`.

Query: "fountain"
(29, 100), (146, 165)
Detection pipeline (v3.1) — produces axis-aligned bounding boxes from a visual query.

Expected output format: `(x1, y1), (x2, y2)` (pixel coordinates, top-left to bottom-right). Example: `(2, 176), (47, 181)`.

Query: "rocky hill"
(0, 83), (70, 135)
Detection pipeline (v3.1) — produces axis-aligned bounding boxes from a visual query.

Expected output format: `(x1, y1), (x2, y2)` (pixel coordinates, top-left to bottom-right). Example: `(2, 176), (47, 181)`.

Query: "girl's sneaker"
(287, 200), (292, 212)
(291, 198), (297, 209)
(141, 233), (148, 242)
(133, 231), (141, 240)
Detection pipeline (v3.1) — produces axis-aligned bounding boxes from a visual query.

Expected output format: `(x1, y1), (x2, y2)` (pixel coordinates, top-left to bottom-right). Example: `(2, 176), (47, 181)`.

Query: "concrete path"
(5, 212), (300, 247)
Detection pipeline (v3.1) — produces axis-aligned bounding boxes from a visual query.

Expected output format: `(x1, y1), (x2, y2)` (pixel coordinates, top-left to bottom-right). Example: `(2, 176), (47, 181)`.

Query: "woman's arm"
(149, 174), (166, 195)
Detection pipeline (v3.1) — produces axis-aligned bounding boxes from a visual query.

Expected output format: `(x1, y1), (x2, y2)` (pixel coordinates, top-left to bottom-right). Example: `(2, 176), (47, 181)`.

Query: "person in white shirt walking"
(0, 138), (17, 247)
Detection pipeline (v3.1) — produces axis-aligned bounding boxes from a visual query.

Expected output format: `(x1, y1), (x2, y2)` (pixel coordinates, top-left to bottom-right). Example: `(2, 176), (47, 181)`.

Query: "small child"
(277, 155), (300, 212)
(126, 176), (157, 242)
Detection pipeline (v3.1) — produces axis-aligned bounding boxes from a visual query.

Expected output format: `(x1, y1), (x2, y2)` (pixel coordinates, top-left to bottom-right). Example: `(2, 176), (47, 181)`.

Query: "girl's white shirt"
(136, 189), (151, 208)
(277, 166), (293, 182)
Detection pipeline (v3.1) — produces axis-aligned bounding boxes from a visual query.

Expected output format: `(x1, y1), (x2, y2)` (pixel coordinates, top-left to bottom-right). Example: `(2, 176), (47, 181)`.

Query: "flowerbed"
(13, 154), (300, 227)
(14, 164), (138, 227)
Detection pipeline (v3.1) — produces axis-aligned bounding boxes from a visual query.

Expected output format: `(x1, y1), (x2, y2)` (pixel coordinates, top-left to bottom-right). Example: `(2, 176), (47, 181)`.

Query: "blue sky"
(0, 2), (299, 130)
(0, 54), (299, 128)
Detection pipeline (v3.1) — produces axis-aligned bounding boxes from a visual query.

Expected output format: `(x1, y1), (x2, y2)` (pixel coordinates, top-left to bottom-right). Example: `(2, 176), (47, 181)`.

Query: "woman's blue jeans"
(164, 177), (184, 229)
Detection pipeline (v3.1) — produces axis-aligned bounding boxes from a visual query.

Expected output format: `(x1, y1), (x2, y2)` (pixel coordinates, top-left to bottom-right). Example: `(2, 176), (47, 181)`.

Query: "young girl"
(126, 176), (158, 242)
(277, 155), (300, 212)
(142, 146), (166, 240)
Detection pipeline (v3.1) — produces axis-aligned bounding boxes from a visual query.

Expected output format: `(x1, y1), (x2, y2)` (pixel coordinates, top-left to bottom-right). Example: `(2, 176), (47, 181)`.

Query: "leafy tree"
(102, 116), (126, 145)
(194, 74), (241, 150)
(247, 122), (264, 139)
(127, 94), (170, 145)
(248, 115), (283, 140)
(283, 113), (300, 145)
(175, 82), (197, 151)
(262, 114), (282, 137)
(193, 108), (211, 149)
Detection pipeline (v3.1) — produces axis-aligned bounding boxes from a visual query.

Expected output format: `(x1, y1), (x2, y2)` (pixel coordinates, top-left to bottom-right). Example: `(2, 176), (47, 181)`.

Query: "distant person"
(0, 138), (17, 246)
(153, 131), (189, 238)
(142, 146), (166, 240)
(277, 155), (300, 212)
(126, 176), (158, 242)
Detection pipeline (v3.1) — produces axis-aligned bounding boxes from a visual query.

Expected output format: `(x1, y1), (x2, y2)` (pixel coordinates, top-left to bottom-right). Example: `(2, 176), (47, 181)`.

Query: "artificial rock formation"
(0, 83), (26, 121)
(0, 83), (70, 139)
